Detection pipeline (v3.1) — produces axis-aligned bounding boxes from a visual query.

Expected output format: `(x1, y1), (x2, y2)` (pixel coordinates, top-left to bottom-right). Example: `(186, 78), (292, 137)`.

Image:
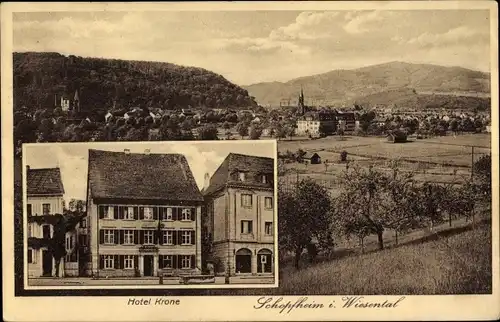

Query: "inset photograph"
(23, 140), (277, 288)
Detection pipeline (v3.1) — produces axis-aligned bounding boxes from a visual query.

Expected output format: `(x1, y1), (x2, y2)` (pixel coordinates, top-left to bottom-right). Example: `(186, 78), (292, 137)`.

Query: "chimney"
(124, 149), (130, 154)
(144, 149), (151, 155)
(203, 172), (211, 191)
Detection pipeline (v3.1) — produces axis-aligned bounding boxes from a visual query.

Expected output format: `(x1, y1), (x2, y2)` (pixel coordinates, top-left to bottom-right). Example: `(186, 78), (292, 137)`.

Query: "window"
(124, 230), (134, 244)
(241, 220), (253, 234)
(261, 175), (267, 184)
(264, 197), (273, 209)
(104, 255), (114, 269)
(124, 255), (134, 269)
(241, 194), (252, 207)
(79, 234), (87, 247)
(144, 230), (154, 245)
(66, 235), (74, 250)
(163, 230), (173, 245)
(181, 255), (191, 269)
(238, 172), (246, 182)
(104, 230), (114, 244)
(42, 225), (51, 239)
(265, 222), (273, 235)
(181, 231), (192, 245)
(28, 249), (33, 264)
(162, 255), (173, 269)
(81, 217), (87, 228)
(124, 206), (135, 220)
(143, 207), (153, 220)
(181, 208), (191, 221)
(27, 204), (32, 216)
(99, 206), (114, 219)
(161, 207), (172, 220)
(42, 203), (50, 215)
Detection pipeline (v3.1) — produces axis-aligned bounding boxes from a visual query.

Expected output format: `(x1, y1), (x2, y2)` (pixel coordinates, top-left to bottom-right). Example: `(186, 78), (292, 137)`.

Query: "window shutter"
(158, 230), (163, 245)
(114, 230), (119, 244)
(134, 255), (138, 269)
(172, 208), (178, 221)
(154, 230), (158, 245)
(139, 207), (144, 220)
(114, 255), (119, 269)
(191, 208), (196, 221)
(249, 221), (253, 233)
(134, 207), (139, 220)
(191, 230), (195, 245)
(139, 230), (144, 244)
(134, 230), (139, 244)
(173, 255), (178, 269)
(119, 255), (124, 269)
(99, 256), (104, 269)
(177, 230), (182, 245)
(191, 255), (196, 269)
(99, 230), (104, 244)
(119, 230), (124, 244)
(99, 206), (104, 219)
(172, 231), (177, 245)
(153, 207), (158, 220)
(241, 221), (244, 234)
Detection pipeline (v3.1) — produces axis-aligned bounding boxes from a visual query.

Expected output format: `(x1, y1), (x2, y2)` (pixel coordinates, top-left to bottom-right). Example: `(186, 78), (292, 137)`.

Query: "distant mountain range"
(243, 61), (491, 108)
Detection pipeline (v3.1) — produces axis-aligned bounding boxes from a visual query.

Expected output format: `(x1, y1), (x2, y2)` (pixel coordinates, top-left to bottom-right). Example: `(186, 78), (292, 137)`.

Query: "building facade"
(297, 111), (338, 136)
(203, 153), (275, 276)
(27, 167), (65, 277)
(86, 149), (204, 278)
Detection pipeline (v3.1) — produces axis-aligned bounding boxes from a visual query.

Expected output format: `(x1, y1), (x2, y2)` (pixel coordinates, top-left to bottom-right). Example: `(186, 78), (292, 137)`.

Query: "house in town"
(203, 153), (275, 276)
(303, 152), (321, 164)
(27, 167), (65, 277)
(296, 111), (337, 136)
(85, 149), (204, 278)
(336, 111), (356, 132)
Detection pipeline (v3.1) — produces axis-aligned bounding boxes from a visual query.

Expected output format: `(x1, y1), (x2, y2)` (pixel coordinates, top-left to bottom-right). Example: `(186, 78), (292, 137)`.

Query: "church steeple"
(298, 86), (306, 115)
(73, 89), (80, 112)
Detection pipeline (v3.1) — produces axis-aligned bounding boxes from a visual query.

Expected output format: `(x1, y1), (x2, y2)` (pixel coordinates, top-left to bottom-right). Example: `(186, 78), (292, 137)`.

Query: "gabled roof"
(88, 149), (203, 202)
(27, 167), (64, 196)
(203, 153), (274, 196)
(304, 152), (320, 159)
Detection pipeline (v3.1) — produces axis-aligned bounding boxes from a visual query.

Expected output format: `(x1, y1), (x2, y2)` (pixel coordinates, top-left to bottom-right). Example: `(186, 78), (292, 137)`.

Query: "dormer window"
(261, 175), (267, 184)
(238, 172), (246, 182)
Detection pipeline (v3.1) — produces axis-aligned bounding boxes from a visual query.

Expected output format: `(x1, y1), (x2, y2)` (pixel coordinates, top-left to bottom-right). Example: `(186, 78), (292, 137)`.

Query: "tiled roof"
(203, 153), (274, 196)
(88, 149), (203, 202)
(304, 152), (320, 159)
(27, 168), (64, 196)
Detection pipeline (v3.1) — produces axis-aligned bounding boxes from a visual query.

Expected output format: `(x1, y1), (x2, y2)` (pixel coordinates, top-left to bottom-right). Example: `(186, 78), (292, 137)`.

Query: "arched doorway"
(235, 248), (252, 274)
(257, 249), (273, 273)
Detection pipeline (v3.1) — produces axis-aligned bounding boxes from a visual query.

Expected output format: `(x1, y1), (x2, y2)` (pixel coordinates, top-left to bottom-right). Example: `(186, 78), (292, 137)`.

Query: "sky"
(12, 9), (491, 85)
(24, 141), (276, 202)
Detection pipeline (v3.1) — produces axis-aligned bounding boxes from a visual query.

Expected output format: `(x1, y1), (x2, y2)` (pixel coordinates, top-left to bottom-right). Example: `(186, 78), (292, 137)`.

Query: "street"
(28, 276), (275, 286)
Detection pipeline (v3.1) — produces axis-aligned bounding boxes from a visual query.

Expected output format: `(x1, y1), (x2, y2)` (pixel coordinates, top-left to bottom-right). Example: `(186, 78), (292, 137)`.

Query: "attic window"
(238, 172), (246, 182)
(261, 175), (267, 184)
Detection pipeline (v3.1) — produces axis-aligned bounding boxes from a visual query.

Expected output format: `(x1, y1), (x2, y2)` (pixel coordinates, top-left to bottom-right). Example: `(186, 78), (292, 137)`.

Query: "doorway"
(143, 255), (154, 276)
(42, 250), (52, 276)
(257, 249), (273, 273)
(235, 248), (252, 274)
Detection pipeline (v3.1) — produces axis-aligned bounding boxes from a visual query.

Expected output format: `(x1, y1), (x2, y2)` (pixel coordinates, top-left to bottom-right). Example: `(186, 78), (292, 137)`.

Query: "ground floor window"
(235, 248), (252, 273)
(104, 255), (114, 269)
(124, 255), (134, 269)
(161, 255), (173, 269)
(65, 251), (77, 262)
(257, 249), (273, 273)
(180, 255), (191, 269)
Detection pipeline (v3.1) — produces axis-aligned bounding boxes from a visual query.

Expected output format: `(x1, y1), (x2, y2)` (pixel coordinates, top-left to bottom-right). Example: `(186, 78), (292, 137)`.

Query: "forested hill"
(13, 52), (257, 111)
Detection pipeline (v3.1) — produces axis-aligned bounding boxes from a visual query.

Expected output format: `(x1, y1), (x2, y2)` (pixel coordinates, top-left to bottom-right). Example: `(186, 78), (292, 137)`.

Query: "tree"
(222, 121), (232, 130)
(249, 125), (263, 140)
(67, 199), (86, 212)
(48, 215), (67, 277)
(278, 180), (333, 269)
(198, 124), (219, 140)
(236, 121), (249, 139)
(473, 154), (491, 204)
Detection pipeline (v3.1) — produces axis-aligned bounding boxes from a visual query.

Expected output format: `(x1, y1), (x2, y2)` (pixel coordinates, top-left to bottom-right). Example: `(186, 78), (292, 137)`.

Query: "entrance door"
(143, 255), (154, 276)
(235, 248), (252, 274)
(42, 250), (52, 276)
(257, 249), (273, 273)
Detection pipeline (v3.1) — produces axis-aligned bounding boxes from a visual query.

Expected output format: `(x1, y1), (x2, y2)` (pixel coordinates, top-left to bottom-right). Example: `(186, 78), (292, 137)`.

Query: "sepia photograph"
(23, 141), (277, 288)
(2, 1), (498, 321)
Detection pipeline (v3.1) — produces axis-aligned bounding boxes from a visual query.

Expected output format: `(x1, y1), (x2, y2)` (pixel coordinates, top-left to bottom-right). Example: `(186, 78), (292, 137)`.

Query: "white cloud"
(343, 10), (386, 34)
(269, 11), (340, 41)
(407, 26), (486, 46)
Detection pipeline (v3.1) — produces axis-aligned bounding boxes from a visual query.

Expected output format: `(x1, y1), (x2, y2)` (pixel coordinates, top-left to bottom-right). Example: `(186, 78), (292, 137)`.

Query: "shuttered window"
(181, 230), (191, 245)
(163, 230), (173, 245)
(180, 255), (191, 269)
(104, 230), (114, 244)
(124, 230), (134, 244)
(124, 255), (134, 269)
(103, 255), (114, 269)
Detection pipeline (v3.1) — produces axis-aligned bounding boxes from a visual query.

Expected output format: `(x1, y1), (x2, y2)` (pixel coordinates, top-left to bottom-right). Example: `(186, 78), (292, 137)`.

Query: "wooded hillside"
(13, 52), (257, 111)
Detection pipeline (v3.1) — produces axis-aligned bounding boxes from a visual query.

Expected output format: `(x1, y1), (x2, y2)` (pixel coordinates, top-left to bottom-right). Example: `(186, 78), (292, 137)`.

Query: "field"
(215, 220), (491, 295)
(279, 133), (491, 186)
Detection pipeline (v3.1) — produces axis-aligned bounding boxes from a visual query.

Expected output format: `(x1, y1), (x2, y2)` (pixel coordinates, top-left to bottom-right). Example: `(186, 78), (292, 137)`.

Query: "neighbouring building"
(203, 153), (275, 276)
(27, 167), (65, 277)
(86, 149), (204, 278)
(336, 112), (356, 132)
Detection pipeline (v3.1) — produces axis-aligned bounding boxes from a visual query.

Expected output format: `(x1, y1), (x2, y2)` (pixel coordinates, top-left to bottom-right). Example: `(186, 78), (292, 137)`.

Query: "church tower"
(298, 87), (306, 115)
(73, 89), (80, 112)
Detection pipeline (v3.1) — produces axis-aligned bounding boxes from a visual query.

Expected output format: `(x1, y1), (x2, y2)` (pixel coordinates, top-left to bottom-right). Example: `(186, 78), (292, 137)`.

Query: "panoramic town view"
(12, 9), (492, 294)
